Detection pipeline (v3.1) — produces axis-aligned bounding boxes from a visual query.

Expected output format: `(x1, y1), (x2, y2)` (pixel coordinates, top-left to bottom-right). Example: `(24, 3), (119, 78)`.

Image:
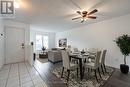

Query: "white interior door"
(5, 27), (25, 64)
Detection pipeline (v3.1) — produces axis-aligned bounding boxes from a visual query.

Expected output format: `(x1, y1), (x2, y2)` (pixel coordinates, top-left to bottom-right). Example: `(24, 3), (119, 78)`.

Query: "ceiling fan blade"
(87, 9), (98, 15)
(87, 16), (97, 19)
(77, 11), (81, 15)
(72, 17), (82, 20)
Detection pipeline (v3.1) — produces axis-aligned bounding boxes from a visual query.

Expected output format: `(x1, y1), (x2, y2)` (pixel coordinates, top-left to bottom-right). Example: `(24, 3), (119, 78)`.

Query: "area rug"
(52, 66), (114, 87)
(37, 58), (48, 63)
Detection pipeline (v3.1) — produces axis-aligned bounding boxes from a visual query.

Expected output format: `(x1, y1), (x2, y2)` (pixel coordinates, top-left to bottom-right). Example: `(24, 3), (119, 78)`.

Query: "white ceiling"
(6, 0), (130, 32)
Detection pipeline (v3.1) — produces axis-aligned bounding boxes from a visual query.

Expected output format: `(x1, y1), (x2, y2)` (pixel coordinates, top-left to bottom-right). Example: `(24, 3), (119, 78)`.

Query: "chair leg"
(67, 69), (70, 82)
(103, 63), (107, 73)
(101, 65), (105, 75)
(94, 69), (99, 83)
(91, 68), (93, 72)
(61, 67), (64, 78)
(77, 68), (79, 77)
(84, 58), (87, 63)
(98, 67), (103, 81)
(88, 68), (90, 73)
(83, 67), (85, 77)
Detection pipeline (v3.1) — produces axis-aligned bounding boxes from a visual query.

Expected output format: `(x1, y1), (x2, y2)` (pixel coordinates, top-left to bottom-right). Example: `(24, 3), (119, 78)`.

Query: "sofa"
(48, 48), (62, 63)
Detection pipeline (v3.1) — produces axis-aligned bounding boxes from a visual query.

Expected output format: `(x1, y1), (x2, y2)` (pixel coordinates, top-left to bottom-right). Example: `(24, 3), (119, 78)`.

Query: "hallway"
(0, 62), (47, 87)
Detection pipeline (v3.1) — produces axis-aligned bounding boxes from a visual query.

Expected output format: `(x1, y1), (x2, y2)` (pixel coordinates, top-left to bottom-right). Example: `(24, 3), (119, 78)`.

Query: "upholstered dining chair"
(88, 48), (98, 53)
(66, 47), (72, 55)
(61, 50), (79, 82)
(87, 48), (98, 62)
(71, 48), (80, 64)
(73, 47), (79, 53)
(84, 51), (102, 82)
(100, 50), (107, 74)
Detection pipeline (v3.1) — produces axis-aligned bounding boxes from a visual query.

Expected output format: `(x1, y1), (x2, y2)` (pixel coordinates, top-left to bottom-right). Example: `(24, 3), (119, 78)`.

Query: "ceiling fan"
(72, 9), (98, 23)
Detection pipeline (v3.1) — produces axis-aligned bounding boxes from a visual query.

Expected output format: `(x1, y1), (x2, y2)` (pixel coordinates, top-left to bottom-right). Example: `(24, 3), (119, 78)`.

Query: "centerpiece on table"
(81, 49), (86, 54)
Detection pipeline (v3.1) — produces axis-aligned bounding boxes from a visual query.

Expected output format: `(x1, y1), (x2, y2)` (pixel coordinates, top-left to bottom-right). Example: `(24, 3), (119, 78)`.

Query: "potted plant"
(115, 34), (130, 74)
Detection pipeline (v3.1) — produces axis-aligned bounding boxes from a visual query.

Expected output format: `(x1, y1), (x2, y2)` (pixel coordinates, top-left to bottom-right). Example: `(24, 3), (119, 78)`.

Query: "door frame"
(5, 26), (26, 64)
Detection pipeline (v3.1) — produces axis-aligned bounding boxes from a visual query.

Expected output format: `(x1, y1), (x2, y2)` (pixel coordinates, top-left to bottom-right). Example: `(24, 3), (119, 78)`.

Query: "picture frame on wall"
(59, 38), (67, 47)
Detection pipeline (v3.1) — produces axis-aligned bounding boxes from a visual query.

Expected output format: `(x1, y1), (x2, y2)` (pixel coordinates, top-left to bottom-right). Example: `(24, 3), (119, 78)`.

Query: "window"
(36, 34), (49, 51)
(43, 35), (49, 49)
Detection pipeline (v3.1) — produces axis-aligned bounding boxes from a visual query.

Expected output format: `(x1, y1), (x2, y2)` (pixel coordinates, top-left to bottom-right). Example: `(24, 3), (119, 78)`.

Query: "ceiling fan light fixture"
(80, 18), (84, 21)
(84, 18), (87, 21)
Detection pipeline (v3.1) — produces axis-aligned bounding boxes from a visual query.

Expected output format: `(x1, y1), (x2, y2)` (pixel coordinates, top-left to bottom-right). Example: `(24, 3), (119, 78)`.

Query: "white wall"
(30, 29), (56, 52)
(0, 18), (4, 69)
(26, 45), (34, 66)
(56, 14), (130, 68)
(4, 20), (30, 62)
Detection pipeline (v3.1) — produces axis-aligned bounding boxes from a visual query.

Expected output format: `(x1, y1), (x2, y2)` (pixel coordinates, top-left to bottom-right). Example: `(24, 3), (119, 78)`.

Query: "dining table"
(69, 52), (90, 80)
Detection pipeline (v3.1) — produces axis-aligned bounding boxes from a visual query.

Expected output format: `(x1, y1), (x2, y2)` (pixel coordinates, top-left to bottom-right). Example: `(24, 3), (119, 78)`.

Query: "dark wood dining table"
(69, 53), (89, 80)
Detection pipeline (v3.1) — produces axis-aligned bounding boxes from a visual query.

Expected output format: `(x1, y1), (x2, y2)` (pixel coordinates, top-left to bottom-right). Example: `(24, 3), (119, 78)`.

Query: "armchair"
(48, 50), (62, 63)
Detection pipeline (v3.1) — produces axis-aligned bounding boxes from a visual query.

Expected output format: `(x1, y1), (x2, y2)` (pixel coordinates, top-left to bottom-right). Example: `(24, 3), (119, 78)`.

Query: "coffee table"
(39, 52), (48, 59)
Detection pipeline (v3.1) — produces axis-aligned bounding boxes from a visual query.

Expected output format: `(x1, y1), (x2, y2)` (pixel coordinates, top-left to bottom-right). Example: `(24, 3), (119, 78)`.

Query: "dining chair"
(88, 48), (98, 58)
(100, 50), (107, 74)
(66, 45), (72, 54)
(88, 48), (98, 61)
(88, 48), (98, 53)
(73, 47), (79, 53)
(66, 48), (72, 55)
(84, 48), (88, 52)
(61, 50), (79, 82)
(84, 51), (102, 82)
(71, 47), (80, 63)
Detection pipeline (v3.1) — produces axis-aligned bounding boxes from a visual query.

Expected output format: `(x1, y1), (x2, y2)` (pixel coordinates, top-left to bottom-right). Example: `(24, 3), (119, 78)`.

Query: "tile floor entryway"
(0, 62), (48, 87)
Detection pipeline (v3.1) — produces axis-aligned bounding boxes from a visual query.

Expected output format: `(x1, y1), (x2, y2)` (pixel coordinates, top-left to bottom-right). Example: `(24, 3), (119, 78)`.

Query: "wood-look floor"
(34, 60), (130, 87)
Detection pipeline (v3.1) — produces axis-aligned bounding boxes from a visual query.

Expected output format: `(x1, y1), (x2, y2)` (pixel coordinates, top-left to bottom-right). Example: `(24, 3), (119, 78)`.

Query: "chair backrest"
(61, 50), (70, 69)
(101, 50), (107, 64)
(94, 51), (101, 67)
(68, 45), (71, 48)
(73, 48), (79, 52)
(84, 48), (88, 51)
(90, 48), (98, 52)
(66, 48), (72, 55)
